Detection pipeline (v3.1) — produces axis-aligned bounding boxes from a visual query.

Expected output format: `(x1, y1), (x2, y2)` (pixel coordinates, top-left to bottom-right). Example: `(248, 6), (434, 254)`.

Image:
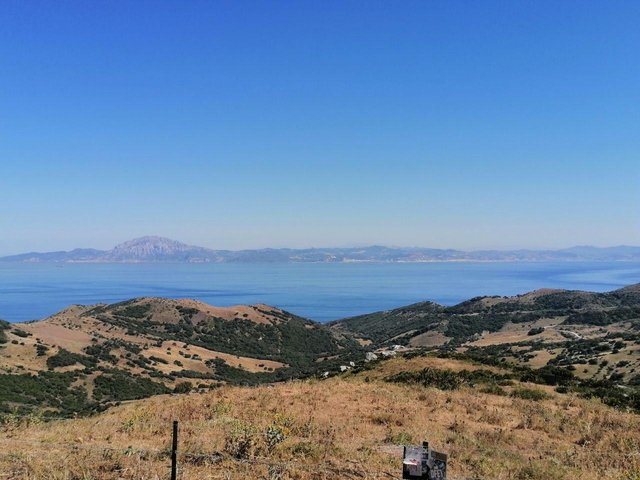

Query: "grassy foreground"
(1, 357), (639, 480)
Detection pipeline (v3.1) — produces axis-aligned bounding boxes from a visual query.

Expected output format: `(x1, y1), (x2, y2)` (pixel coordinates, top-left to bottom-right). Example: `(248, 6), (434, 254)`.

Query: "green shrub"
(224, 420), (259, 459)
(386, 368), (464, 390)
(12, 329), (31, 338)
(479, 383), (507, 396)
(385, 367), (510, 391)
(519, 365), (575, 386)
(115, 303), (152, 319)
(384, 431), (414, 444)
(0, 371), (95, 416)
(0, 320), (9, 344)
(174, 381), (192, 394)
(93, 371), (169, 401)
(527, 327), (545, 336)
(511, 388), (549, 401)
(47, 349), (96, 369)
(83, 343), (118, 364)
(149, 355), (168, 364)
(35, 344), (49, 356)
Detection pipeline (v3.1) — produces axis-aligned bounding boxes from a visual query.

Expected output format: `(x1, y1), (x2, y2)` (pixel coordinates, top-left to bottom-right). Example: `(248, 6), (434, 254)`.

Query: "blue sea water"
(0, 262), (639, 323)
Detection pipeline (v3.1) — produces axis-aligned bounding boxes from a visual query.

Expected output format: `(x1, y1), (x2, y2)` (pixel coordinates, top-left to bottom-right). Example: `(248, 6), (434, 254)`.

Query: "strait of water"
(0, 262), (639, 323)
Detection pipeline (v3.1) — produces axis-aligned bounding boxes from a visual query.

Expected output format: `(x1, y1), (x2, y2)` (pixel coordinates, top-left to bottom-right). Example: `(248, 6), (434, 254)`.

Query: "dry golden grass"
(467, 318), (566, 347)
(408, 331), (450, 347)
(20, 323), (94, 354)
(1, 373), (639, 480)
(143, 341), (286, 375)
(353, 355), (512, 380)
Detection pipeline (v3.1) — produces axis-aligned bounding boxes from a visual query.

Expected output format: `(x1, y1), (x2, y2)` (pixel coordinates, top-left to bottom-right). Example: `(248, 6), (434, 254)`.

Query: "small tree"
(174, 381), (192, 394)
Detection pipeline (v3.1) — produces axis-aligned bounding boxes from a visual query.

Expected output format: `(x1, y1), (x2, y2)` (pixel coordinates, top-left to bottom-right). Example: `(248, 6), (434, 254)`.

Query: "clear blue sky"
(1, 1), (639, 255)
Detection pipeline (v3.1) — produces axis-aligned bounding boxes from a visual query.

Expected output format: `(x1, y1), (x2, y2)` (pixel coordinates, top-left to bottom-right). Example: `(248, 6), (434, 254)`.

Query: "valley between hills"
(1, 285), (640, 479)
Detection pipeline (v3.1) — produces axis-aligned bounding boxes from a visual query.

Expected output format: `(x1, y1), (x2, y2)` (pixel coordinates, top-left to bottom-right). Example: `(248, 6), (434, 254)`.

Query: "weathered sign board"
(402, 443), (447, 480)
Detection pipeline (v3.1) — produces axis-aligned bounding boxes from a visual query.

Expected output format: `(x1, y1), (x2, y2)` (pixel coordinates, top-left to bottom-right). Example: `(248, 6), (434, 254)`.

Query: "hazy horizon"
(1, 234), (640, 258)
(2, 2), (639, 255)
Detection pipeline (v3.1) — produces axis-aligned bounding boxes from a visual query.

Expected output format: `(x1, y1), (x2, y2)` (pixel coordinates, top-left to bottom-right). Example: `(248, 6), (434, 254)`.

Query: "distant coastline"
(9, 258), (640, 265)
(2, 236), (640, 264)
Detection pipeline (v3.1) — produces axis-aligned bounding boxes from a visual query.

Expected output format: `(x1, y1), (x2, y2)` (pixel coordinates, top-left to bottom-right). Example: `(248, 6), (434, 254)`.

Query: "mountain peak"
(107, 236), (212, 262)
(113, 236), (191, 249)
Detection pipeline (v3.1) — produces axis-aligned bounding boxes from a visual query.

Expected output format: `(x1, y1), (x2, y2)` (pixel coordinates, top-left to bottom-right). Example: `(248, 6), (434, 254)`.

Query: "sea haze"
(1, 262), (639, 323)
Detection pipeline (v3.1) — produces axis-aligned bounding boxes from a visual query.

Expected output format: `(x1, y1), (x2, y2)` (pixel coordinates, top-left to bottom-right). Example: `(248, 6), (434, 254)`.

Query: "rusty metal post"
(171, 420), (178, 480)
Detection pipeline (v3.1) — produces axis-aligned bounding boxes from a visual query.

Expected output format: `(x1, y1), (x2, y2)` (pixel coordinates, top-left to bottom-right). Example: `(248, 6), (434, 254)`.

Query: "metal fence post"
(171, 420), (178, 480)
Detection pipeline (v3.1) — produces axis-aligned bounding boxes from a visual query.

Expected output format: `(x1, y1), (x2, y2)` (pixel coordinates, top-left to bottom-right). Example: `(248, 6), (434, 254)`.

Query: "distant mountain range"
(1, 236), (640, 263)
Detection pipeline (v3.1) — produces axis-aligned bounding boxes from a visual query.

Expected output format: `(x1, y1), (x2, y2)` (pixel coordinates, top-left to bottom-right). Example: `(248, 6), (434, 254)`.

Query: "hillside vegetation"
(1, 354), (639, 480)
(0, 298), (359, 416)
(332, 284), (640, 386)
(2, 285), (640, 419)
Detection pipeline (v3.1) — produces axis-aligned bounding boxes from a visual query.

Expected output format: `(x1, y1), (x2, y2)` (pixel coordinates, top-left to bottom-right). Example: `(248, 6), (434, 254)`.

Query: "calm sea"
(1, 262), (639, 323)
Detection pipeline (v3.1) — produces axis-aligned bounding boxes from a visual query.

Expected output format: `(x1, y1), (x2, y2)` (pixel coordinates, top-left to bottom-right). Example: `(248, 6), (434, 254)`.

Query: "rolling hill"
(0, 298), (359, 416)
(2, 285), (640, 419)
(331, 284), (640, 384)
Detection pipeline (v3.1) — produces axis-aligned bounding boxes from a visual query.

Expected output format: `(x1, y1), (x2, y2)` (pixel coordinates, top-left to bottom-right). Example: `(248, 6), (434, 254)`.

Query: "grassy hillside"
(0, 298), (359, 416)
(2, 285), (640, 419)
(332, 284), (640, 385)
(329, 301), (444, 344)
(1, 354), (638, 480)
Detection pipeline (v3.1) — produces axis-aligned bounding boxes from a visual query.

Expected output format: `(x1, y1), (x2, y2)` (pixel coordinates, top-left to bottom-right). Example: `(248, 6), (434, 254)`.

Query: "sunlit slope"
(332, 284), (640, 383)
(0, 298), (359, 416)
(1, 354), (639, 480)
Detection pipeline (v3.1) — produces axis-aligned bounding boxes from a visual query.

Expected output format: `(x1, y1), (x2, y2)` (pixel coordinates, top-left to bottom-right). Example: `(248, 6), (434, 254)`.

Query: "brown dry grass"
(20, 322), (94, 354)
(1, 373), (639, 480)
(467, 318), (565, 347)
(408, 331), (450, 347)
(354, 355), (512, 381)
(145, 341), (286, 374)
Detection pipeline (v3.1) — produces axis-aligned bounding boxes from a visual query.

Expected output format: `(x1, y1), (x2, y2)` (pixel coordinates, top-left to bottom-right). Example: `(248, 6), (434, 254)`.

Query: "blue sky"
(1, 1), (639, 254)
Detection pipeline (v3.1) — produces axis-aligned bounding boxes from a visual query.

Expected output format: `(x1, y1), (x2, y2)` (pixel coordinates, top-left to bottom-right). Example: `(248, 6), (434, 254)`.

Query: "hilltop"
(2, 236), (640, 263)
(331, 284), (640, 384)
(0, 297), (359, 416)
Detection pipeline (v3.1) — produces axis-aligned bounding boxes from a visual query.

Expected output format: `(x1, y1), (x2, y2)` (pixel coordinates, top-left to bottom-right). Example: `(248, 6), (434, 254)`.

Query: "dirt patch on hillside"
(409, 330), (450, 347)
(20, 322), (93, 353)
